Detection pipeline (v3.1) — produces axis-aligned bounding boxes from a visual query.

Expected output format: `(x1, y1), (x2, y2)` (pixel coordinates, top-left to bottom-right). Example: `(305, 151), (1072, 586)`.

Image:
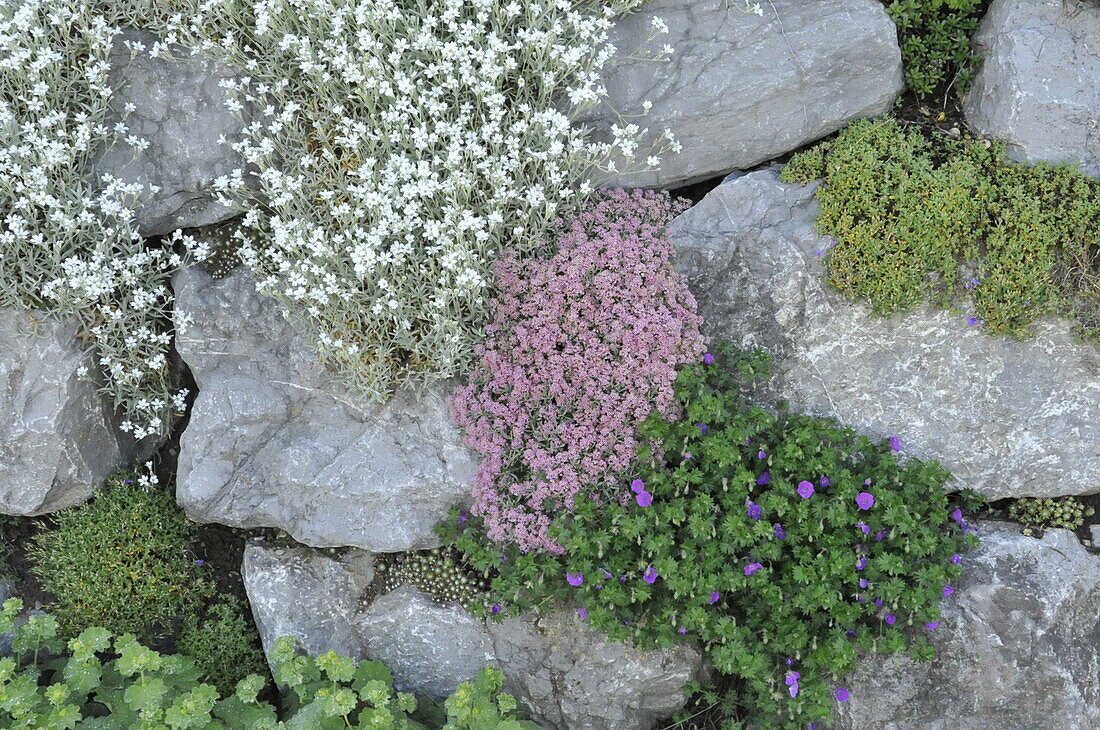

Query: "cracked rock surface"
(581, 0), (902, 188)
(964, 0), (1100, 177)
(243, 542), (702, 729)
(833, 522), (1100, 730)
(173, 267), (476, 551)
(94, 29), (244, 237)
(0, 310), (123, 515)
(669, 168), (1100, 499)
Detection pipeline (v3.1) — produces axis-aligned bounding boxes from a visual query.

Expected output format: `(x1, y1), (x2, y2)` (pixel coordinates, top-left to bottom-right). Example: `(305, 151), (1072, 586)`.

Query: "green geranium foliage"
(444, 343), (981, 729)
(781, 118), (1100, 343)
(882, 0), (985, 97)
(0, 599), (533, 730)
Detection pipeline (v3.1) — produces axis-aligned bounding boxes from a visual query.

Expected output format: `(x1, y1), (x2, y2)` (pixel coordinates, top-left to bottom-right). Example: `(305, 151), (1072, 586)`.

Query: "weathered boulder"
(243, 542), (703, 728)
(833, 522), (1100, 730)
(95, 29), (243, 236)
(964, 0), (1100, 177)
(0, 310), (123, 515)
(241, 542), (372, 664)
(668, 168), (1100, 499)
(358, 586), (496, 699)
(583, 0), (902, 188)
(487, 611), (703, 730)
(173, 266), (476, 551)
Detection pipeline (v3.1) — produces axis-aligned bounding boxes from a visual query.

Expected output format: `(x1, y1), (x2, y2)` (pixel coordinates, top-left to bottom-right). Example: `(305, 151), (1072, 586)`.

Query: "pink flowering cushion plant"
(443, 341), (982, 729)
(449, 189), (705, 552)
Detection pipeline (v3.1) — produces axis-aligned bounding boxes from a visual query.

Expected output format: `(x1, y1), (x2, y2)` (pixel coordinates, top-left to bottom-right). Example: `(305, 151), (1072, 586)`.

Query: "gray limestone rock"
(583, 0), (903, 188)
(0, 310), (123, 515)
(668, 168), (1100, 499)
(357, 586), (496, 699)
(95, 29), (244, 236)
(964, 0), (1100, 177)
(833, 522), (1100, 730)
(173, 267), (476, 551)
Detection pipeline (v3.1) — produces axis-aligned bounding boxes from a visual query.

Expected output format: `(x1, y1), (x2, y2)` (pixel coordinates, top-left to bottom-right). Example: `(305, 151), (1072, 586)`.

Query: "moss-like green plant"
(177, 596), (269, 695)
(1008, 497), (1094, 537)
(29, 468), (213, 641)
(882, 0), (985, 98)
(443, 342), (982, 729)
(374, 548), (489, 609)
(782, 118), (1100, 342)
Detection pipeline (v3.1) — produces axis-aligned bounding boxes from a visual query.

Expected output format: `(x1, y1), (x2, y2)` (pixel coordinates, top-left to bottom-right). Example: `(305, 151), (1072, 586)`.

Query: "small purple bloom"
(951, 508), (964, 524)
(457, 511), (468, 524)
(889, 436), (901, 452)
(696, 422), (709, 435)
(814, 248), (824, 256)
(965, 276), (980, 289)
(855, 557), (868, 571)
(643, 566), (658, 584)
(631, 479), (646, 494)
(926, 620), (940, 630)
(703, 352), (715, 365)
(595, 584), (602, 590)
(874, 530), (888, 542)
(756, 472), (771, 486)
(491, 604), (501, 614)
(951, 554), (962, 564)
(774, 523), (786, 540)
(785, 657), (794, 666)
(195, 559), (205, 567)
(967, 316), (981, 325)
(620, 576), (627, 582)
(859, 578), (868, 589)
(747, 501), (762, 520)
(744, 562), (763, 576)
(678, 627), (687, 634)
(709, 591), (720, 604)
(874, 598), (883, 607)
(856, 595), (866, 602)
(601, 569), (614, 579)
(636, 491), (654, 507)
(758, 450), (767, 460)
(864, 479), (872, 486)
(834, 687), (850, 703)
(820, 476), (831, 487)
(847, 629), (856, 635)
(785, 671), (800, 698)
(856, 521), (870, 535)
(683, 452), (692, 460)
(797, 481), (815, 499)
(576, 607), (587, 619)
(122, 479), (133, 485)
(884, 613), (897, 625)
(566, 572), (584, 587)
(943, 585), (954, 598)
(856, 492), (875, 510)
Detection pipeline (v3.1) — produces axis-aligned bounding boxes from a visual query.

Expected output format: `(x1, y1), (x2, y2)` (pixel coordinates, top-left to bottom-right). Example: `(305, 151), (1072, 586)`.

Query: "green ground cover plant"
(781, 118), (1100, 342)
(0, 599), (533, 729)
(1008, 497), (1094, 537)
(882, 0), (985, 98)
(443, 343), (981, 729)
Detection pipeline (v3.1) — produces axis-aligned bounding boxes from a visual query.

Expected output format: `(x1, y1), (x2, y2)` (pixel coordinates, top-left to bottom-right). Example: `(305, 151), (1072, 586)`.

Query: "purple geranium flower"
(678, 627), (687, 634)
(951, 554), (962, 564)
(747, 501), (762, 520)
(601, 568), (614, 579)
(756, 472), (771, 485)
(926, 620), (940, 630)
(566, 572), (584, 587)
(758, 450), (767, 460)
(967, 316), (981, 325)
(859, 578), (868, 589)
(643, 566), (658, 584)
(874, 529), (888, 542)
(785, 671), (800, 698)
(874, 598), (883, 607)
(195, 559), (205, 567)
(636, 491), (653, 507)
(458, 511), (468, 524)
(884, 613), (896, 625)
(576, 607), (587, 619)
(703, 352), (715, 365)
(709, 591), (720, 604)
(889, 436), (901, 452)
(952, 508), (964, 524)
(856, 521), (870, 535)
(820, 476), (830, 487)
(744, 562), (763, 576)
(943, 585), (954, 598)
(855, 557), (868, 571)
(856, 492), (875, 510)
(797, 481), (815, 499)
(630, 479), (645, 494)
(696, 422), (709, 435)
(491, 604), (501, 614)
(834, 687), (850, 703)
(785, 657), (794, 666)
(774, 523), (786, 540)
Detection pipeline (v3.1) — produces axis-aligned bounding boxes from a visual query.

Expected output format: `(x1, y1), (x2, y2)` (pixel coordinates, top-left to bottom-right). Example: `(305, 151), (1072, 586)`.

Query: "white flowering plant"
(0, 0), (208, 439)
(139, 0), (677, 398)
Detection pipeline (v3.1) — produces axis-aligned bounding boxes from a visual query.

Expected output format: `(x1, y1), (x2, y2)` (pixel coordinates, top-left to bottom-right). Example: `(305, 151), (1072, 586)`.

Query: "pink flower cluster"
(450, 188), (706, 552)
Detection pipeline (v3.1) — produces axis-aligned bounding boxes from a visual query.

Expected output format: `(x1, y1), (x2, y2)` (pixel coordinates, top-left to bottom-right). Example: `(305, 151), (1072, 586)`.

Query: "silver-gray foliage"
(668, 168), (1100, 500)
(94, 29), (244, 237)
(583, 0), (903, 188)
(173, 266), (476, 551)
(833, 522), (1100, 730)
(964, 0), (1100, 177)
(0, 310), (122, 515)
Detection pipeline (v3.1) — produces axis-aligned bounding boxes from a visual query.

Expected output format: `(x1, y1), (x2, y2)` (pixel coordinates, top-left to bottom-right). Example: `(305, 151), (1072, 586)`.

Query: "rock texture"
(669, 168), (1100, 499)
(0, 310), (123, 515)
(243, 542), (702, 728)
(358, 586), (496, 699)
(964, 0), (1100, 177)
(834, 522), (1100, 730)
(94, 29), (244, 236)
(173, 267), (476, 551)
(487, 611), (703, 730)
(583, 0), (902, 188)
